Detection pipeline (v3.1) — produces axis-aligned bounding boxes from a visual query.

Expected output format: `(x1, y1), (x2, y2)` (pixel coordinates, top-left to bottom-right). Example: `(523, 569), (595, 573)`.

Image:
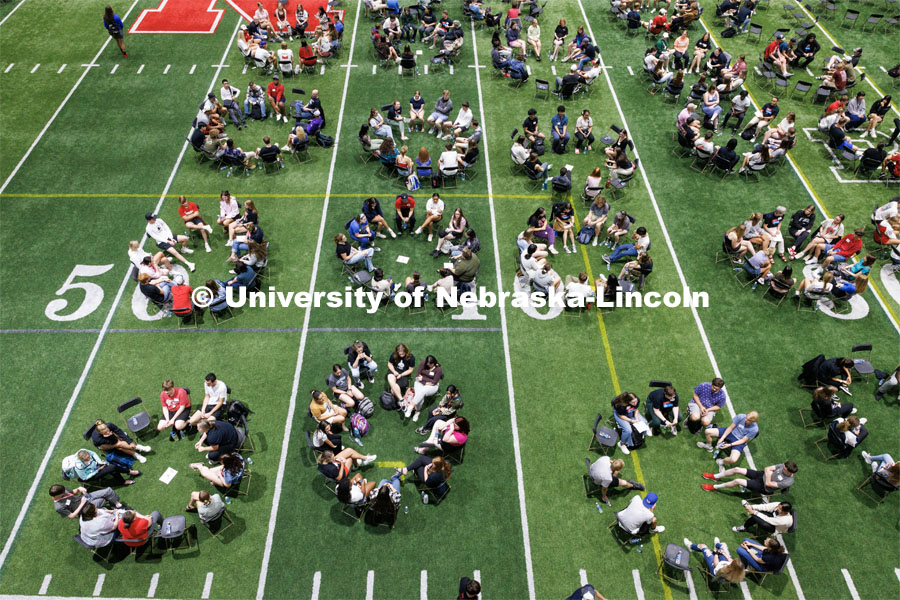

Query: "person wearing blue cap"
(615, 492), (665, 535)
(565, 583), (607, 600)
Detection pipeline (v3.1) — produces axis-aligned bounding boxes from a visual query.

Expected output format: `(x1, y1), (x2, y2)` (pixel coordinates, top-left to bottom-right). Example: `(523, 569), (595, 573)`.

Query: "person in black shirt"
(522, 108), (545, 143)
(713, 137), (739, 171)
(458, 140), (479, 171)
(787, 204), (816, 259)
(387, 343), (416, 400)
(792, 33), (819, 68)
(91, 420), (151, 463)
(457, 577), (481, 599)
(555, 64), (586, 98)
(817, 357), (854, 390)
(861, 143), (887, 171)
(257, 136), (283, 165)
(196, 419), (240, 462)
(646, 385), (680, 434)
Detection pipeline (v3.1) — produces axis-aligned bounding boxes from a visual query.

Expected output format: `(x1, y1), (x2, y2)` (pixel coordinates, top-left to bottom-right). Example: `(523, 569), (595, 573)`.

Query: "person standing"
(104, 6), (127, 58)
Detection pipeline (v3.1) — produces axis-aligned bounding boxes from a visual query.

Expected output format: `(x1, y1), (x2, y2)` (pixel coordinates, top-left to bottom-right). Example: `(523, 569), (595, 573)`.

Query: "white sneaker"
(427, 127), (435, 135)
(714, 536), (721, 548)
(205, 243), (212, 253)
(361, 454), (377, 466)
(684, 537), (693, 548)
(617, 441), (631, 455)
(741, 499), (749, 506)
(404, 404), (414, 418)
(204, 225), (213, 233)
(134, 453), (147, 464)
(427, 233), (433, 242)
(859, 417), (867, 425)
(376, 232), (387, 239)
(592, 237), (598, 247)
(650, 526), (665, 533)
(646, 429), (653, 437)
(412, 411), (420, 422)
(696, 441), (713, 451)
(187, 262), (196, 272)
(136, 444), (151, 452)
(389, 229), (397, 239)
(229, 270), (236, 275)
(181, 247), (194, 254)
(548, 246), (559, 255)
(862, 451), (872, 464)
(226, 241), (234, 247)
(850, 407), (858, 414)
(670, 425), (678, 436)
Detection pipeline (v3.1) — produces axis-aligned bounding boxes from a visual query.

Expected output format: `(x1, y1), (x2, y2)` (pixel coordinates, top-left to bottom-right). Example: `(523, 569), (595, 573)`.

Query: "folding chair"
(699, 562), (733, 594)
(745, 555), (790, 585)
(582, 457), (604, 498)
(419, 479), (451, 505)
(799, 402), (828, 428)
(261, 159), (284, 174)
(534, 78), (550, 100)
(657, 543), (692, 584)
(305, 430), (324, 462)
(201, 506), (234, 540)
(210, 304), (235, 325)
(219, 467), (252, 498)
(862, 13), (884, 30)
(173, 306), (199, 328)
(841, 8), (861, 27)
(72, 534), (113, 564)
(747, 22), (764, 43)
(442, 441), (466, 465)
(761, 279), (793, 306)
(815, 421), (867, 460)
(857, 471), (899, 505)
(850, 344), (874, 382)
(790, 80), (812, 101)
(607, 513), (646, 548)
(341, 498), (371, 522)
(588, 413), (619, 453)
(118, 397), (152, 437)
(152, 515), (196, 554)
(236, 414), (255, 454)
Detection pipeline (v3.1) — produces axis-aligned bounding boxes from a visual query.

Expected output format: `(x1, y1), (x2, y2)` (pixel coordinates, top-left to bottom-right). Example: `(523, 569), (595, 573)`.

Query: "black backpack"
(226, 400), (253, 424)
(316, 132), (335, 147)
(380, 391), (399, 411)
(532, 137), (546, 156)
(721, 27), (736, 38)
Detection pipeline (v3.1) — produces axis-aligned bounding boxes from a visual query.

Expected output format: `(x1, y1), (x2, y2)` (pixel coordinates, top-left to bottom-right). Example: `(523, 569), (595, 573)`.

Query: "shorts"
(744, 469), (772, 494)
(269, 95), (285, 104)
(824, 244), (834, 252)
(108, 30), (124, 40)
(830, 254), (847, 263)
(188, 217), (203, 226)
(429, 112), (449, 123)
(157, 241), (173, 250)
(164, 411), (190, 425)
(715, 429), (746, 454)
(689, 401), (713, 418)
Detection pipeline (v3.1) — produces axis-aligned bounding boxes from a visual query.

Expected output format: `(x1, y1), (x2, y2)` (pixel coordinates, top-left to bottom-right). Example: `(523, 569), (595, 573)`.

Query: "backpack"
(106, 452), (135, 470)
(316, 132), (335, 147)
(532, 137), (545, 156)
(740, 126), (756, 141)
(380, 390), (399, 411)
(628, 424), (645, 449)
(250, 102), (263, 121)
(356, 396), (374, 418)
(407, 173), (421, 191)
(350, 413), (370, 437)
(431, 175), (442, 188)
(721, 27), (736, 38)
(226, 400), (253, 425)
(577, 224), (595, 245)
(61, 455), (77, 480)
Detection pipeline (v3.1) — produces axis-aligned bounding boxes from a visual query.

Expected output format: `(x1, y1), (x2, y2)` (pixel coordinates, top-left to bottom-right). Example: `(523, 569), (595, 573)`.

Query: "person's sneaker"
(701, 483), (716, 491)
(714, 537), (722, 549)
(549, 246), (559, 255)
(361, 454), (377, 466)
(204, 224), (214, 234)
(229, 270), (236, 275)
(850, 407), (858, 414)
(602, 254), (611, 264)
(650, 526), (665, 533)
(134, 453), (147, 463)
(587, 146), (592, 152)
(389, 229), (397, 239)
(839, 385), (852, 396)
(684, 537), (693, 548)
(372, 247), (381, 252)
(646, 429), (653, 437)
(628, 479), (645, 491)
(859, 417), (867, 425)
(415, 426), (428, 435)
(178, 429), (186, 439)
(716, 458), (725, 466)
(732, 526), (745, 532)
(187, 262), (196, 272)
(136, 444), (151, 452)
(430, 249), (441, 258)
(670, 425), (678, 436)
(368, 375), (375, 383)
(427, 233), (434, 242)
(427, 127), (435, 135)
(696, 441), (714, 452)
(205, 243), (212, 253)
(575, 148), (580, 155)
(376, 232), (387, 239)
(564, 246), (571, 254)
(181, 247), (194, 254)
(702, 472), (717, 480)
(617, 441), (631, 455)
(356, 379), (365, 390)
(592, 237), (599, 247)
(412, 411), (420, 422)
(788, 247), (796, 259)
(169, 431), (177, 441)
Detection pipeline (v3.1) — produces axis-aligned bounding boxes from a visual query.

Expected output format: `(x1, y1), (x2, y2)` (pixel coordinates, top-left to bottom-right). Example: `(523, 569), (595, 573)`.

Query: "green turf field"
(1, 0), (898, 599)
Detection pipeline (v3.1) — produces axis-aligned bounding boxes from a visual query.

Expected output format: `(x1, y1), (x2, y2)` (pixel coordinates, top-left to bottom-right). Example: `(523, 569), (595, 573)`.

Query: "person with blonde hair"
(588, 455), (645, 505)
(128, 240), (172, 273)
(697, 411), (759, 467)
(683, 536), (746, 583)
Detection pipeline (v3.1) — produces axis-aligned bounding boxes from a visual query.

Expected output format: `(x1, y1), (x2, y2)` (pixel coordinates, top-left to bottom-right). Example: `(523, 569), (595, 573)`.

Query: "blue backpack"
(577, 224), (595, 245)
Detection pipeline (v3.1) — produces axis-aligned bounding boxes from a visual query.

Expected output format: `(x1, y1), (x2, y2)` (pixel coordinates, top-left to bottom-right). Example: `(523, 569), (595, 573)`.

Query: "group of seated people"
(312, 343), (471, 519)
(237, 3), (343, 71)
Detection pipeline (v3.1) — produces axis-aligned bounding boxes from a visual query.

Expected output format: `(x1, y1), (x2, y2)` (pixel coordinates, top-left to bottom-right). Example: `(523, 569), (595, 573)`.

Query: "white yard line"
(253, 2), (363, 598)
(0, 0), (140, 194)
(57, 64), (66, 74)
(38, 576), (51, 596)
(685, 571), (698, 600)
(841, 569), (861, 600)
(29, 63), (39, 73)
(163, 64), (170, 74)
(147, 573), (159, 598)
(137, 64), (144, 74)
(473, 571), (482, 600)
(365, 571), (374, 600)
(91, 575), (104, 598)
(0, 0), (29, 28)
(420, 570), (428, 600)
(201, 573), (213, 599)
(110, 64), (119, 74)
(0, 15), (242, 573)
(4, 63), (13, 73)
(189, 64), (197, 74)
(579, 569), (588, 587)
(470, 17), (535, 600)
(632, 570), (645, 600)
(311, 572), (321, 600)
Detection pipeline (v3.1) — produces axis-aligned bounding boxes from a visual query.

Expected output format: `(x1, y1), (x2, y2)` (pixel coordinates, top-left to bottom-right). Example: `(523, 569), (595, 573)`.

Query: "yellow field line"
(375, 461), (405, 468)
(699, 16), (900, 327)
(0, 192), (549, 199)
(572, 207), (673, 600)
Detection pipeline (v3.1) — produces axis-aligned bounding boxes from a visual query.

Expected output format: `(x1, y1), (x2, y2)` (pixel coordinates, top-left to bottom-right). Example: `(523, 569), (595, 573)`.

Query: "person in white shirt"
(530, 263), (560, 293)
(564, 272), (594, 305)
(217, 191), (241, 232)
(383, 15), (402, 43)
(588, 456), (644, 505)
(872, 199), (899, 225)
(579, 62), (602, 83)
(615, 492), (665, 535)
(574, 109), (594, 154)
(252, 44), (273, 69)
(695, 130), (716, 155)
(443, 101), (473, 139)
(414, 193), (445, 241)
(438, 143), (459, 176)
(845, 91), (867, 131)
(275, 41), (294, 75)
(144, 213), (195, 272)
(127, 240), (171, 274)
(189, 373), (228, 425)
(219, 78), (246, 129)
(511, 135), (529, 165)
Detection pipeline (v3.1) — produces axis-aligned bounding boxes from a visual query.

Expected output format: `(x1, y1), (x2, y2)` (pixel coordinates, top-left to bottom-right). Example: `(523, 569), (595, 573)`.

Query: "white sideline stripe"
(627, 65), (634, 76)
(841, 569), (860, 600)
(30, 63), (39, 73)
(469, 18), (535, 600)
(685, 571), (698, 600)
(57, 64), (66, 73)
(137, 64), (144, 74)
(473, 571), (482, 600)
(38, 575), (51, 595)
(163, 64), (170, 74)
(189, 64), (196, 74)
(632, 570), (644, 600)
(895, 567), (900, 583)
(551, 65), (556, 75)
(420, 570), (427, 600)
(424, 64), (428, 75)
(449, 64), (454, 75)
(254, 2), (362, 599)
(110, 64), (118, 74)
(796, 3), (900, 118)
(805, 66), (814, 77)
(147, 573), (159, 598)
(365, 571), (374, 600)
(372, 64), (376, 74)
(201, 573), (213, 599)
(80, 64), (99, 68)
(92, 575), (104, 598)
(0, 0), (139, 195)
(0, 0), (28, 27)
(0, 13), (240, 574)
(880, 65), (888, 73)
(311, 572), (321, 600)
(242, 64), (248, 75)
(578, 4), (804, 600)
(579, 569), (588, 587)
(320, 65), (325, 75)
(739, 581), (753, 600)
(4, 63), (13, 72)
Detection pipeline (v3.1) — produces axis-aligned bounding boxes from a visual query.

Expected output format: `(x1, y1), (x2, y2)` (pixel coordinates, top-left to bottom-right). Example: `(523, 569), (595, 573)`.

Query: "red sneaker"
(701, 472), (717, 481)
(701, 484), (716, 491)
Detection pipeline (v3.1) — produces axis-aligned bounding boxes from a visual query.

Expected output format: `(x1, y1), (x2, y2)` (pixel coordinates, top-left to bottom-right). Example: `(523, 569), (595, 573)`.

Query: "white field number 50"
(45, 264), (115, 322)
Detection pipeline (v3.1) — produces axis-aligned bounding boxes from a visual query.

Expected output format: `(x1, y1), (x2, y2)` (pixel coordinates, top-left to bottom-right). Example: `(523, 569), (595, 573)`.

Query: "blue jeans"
(350, 359), (378, 379)
(373, 124), (393, 139)
(344, 247), (375, 272)
(378, 474), (402, 493)
(614, 413), (648, 447)
(846, 113), (866, 129)
(609, 243), (638, 263)
(553, 130), (570, 145)
(871, 453), (895, 473)
(737, 545), (763, 570)
(578, 56), (593, 70)
(244, 99), (266, 117)
(691, 545), (719, 573)
(232, 241), (249, 257)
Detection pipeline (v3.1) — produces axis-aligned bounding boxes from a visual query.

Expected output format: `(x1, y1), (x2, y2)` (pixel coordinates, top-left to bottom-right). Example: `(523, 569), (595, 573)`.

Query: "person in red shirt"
(644, 8), (668, 34)
(117, 510), (161, 547)
(177, 195), (213, 253)
(825, 96), (847, 116)
(395, 193), (416, 233)
(821, 228), (865, 268)
(157, 379), (192, 440)
(298, 39), (316, 67)
(266, 74), (287, 122)
(169, 274), (194, 317)
(820, 64), (847, 91)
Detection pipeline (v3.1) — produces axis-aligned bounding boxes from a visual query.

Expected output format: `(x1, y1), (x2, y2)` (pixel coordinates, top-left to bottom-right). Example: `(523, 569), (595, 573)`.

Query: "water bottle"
(675, 550), (683, 564)
(630, 537), (641, 544)
(599, 431), (611, 439)
(595, 502), (603, 514)
(247, 457), (253, 465)
(225, 496), (232, 504)
(354, 436), (364, 447)
(404, 506), (409, 515)
(421, 491), (429, 504)
(166, 523), (172, 534)
(637, 544), (643, 553)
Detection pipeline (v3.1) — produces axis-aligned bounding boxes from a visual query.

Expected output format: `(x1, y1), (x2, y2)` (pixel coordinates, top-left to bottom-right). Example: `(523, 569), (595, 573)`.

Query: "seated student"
(326, 364), (362, 409)
(257, 135), (284, 167)
(348, 214), (376, 249)
(619, 251), (653, 285)
(415, 385), (462, 435)
(397, 455), (451, 497)
(616, 492), (665, 535)
(312, 420), (343, 455)
(733, 501), (794, 534)
(737, 145), (771, 175)
(368, 470), (403, 524)
(337, 472), (377, 507)
(371, 268), (395, 301)
(387, 344), (416, 402)
(92, 420), (151, 464)
(683, 536), (746, 582)
(604, 227), (650, 268)
(334, 233), (375, 273)
(815, 226), (863, 268)
(551, 105), (570, 154)
(117, 510), (161, 548)
(318, 448), (376, 483)
(186, 373), (227, 429)
(402, 355), (443, 421)
(743, 249), (773, 289)
(433, 248), (480, 294)
(412, 193), (444, 240)
(563, 272), (593, 306)
(62, 448), (140, 486)
(765, 265), (795, 299)
(796, 269), (834, 300)
(224, 261), (254, 290)
(875, 365), (900, 402)
(698, 411), (759, 466)
(195, 419), (240, 462)
(828, 117), (863, 156)
(157, 379), (191, 441)
(187, 490), (226, 524)
(703, 460), (797, 494)
(190, 452), (246, 488)
(646, 384), (680, 434)
(810, 384), (854, 419)
(722, 224), (753, 264)
(138, 272), (172, 308)
(737, 537), (788, 572)
(836, 253), (875, 282)
(78, 503), (120, 549)
(449, 229), (481, 260)
(309, 389), (348, 428)
(589, 456), (645, 505)
(244, 81), (267, 119)
(347, 339), (378, 387)
(50, 484), (124, 520)
(687, 378), (726, 434)
(613, 392), (650, 455)
(833, 415), (867, 448)
(816, 356), (854, 390)
(528, 262), (561, 294)
(415, 416), (469, 455)
(786, 205), (816, 259)
(861, 95), (893, 139)
(862, 451), (900, 489)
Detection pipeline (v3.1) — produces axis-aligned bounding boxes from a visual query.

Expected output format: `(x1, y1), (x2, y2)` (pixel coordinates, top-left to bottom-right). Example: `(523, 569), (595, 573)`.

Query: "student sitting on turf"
(589, 456), (645, 505)
(702, 460), (797, 495)
(190, 452), (245, 488)
(683, 536), (746, 582)
(696, 411), (759, 467)
(326, 364), (361, 409)
(310, 389), (348, 428)
(737, 538), (788, 572)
